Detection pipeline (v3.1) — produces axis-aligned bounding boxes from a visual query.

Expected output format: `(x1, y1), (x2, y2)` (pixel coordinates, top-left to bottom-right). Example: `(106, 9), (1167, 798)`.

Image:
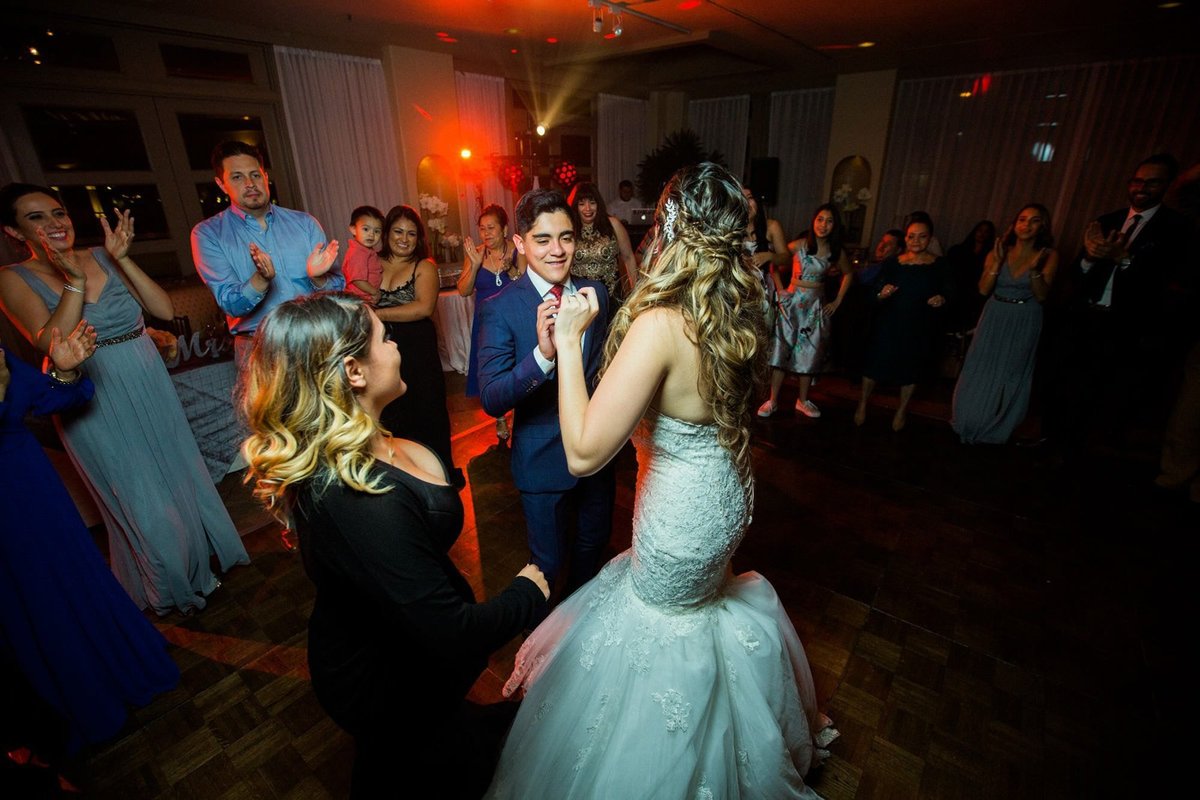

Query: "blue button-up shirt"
(191, 203), (344, 334)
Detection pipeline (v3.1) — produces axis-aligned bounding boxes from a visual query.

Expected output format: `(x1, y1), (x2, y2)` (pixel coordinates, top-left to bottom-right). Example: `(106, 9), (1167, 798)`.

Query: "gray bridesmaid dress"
(9, 249), (248, 614)
(950, 262), (1042, 444)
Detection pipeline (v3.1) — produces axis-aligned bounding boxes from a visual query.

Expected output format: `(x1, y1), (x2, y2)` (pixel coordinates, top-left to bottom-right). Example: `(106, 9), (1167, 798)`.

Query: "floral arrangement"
(418, 192), (452, 259)
(833, 184), (871, 214)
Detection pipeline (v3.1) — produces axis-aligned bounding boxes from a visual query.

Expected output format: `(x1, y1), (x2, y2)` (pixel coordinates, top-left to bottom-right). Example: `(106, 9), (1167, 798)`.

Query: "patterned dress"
(768, 245), (834, 374)
(572, 222), (621, 298)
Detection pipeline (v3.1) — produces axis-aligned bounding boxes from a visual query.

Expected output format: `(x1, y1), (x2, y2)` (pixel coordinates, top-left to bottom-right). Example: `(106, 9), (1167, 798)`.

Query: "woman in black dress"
(376, 204), (463, 486)
(239, 293), (548, 798)
(855, 218), (950, 431)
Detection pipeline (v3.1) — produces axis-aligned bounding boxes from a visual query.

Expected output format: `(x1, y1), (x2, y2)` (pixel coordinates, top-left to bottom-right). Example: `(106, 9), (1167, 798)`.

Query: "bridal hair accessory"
(664, 198), (678, 243)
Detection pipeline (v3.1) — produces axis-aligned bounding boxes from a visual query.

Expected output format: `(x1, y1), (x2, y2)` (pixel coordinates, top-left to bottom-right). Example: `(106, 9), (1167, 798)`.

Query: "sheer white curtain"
(597, 93), (648, 205)
(273, 47), (407, 238)
(688, 95), (751, 179)
(875, 56), (1200, 254)
(767, 88), (835, 236)
(455, 72), (511, 227)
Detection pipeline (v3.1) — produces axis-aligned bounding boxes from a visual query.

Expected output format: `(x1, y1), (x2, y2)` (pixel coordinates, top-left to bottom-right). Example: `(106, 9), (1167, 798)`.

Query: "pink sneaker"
(795, 400), (821, 418)
(757, 400), (778, 418)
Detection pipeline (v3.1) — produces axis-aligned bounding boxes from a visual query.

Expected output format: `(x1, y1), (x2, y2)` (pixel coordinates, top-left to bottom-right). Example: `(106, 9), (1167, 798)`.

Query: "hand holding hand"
(49, 318), (97, 372)
(553, 288), (600, 349)
(36, 229), (86, 282)
(248, 242), (275, 281)
(307, 241), (340, 278)
(517, 563), (550, 600)
(101, 209), (135, 261)
(927, 294), (946, 308)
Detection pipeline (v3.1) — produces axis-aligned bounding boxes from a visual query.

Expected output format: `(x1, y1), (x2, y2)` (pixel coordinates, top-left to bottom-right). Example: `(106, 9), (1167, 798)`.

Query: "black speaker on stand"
(747, 157), (780, 207)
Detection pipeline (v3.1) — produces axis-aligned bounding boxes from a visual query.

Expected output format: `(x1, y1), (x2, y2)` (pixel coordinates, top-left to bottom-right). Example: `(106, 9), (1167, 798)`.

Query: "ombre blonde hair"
(604, 162), (767, 496)
(239, 293), (389, 521)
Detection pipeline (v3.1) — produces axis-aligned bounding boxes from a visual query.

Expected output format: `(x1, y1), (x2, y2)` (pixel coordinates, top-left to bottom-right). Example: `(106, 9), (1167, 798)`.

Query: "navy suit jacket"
(476, 273), (610, 493)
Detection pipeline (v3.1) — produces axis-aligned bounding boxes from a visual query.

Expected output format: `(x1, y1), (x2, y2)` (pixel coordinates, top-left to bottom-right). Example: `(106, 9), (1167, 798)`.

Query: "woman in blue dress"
(951, 204), (1058, 443)
(758, 204), (852, 419)
(458, 204), (524, 443)
(1, 325), (179, 754)
(0, 184), (249, 615)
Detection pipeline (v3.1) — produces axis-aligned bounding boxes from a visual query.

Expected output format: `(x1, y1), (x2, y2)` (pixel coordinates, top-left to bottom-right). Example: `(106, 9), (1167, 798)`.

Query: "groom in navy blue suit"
(477, 189), (614, 595)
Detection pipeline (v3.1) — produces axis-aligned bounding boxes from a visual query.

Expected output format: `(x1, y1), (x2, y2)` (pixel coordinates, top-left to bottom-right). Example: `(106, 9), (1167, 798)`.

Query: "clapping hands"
(49, 318), (98, 372)
(102, 209), (135, 261)
(1084, 221), (1127, 262)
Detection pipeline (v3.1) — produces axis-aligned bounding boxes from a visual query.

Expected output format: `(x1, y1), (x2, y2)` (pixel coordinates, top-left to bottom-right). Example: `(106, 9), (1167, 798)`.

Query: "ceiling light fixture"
(587, 0), (691, 36)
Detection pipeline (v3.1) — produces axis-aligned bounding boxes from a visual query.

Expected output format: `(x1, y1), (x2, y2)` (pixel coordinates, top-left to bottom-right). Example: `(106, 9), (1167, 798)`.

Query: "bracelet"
(62, 282), (84, 294)
(46, 365), (81, 385)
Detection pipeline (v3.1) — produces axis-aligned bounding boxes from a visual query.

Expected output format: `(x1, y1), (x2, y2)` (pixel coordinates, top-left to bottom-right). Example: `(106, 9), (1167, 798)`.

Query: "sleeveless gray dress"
(487, 413), (834, 799)
(951, 261), (1042, 444)
(9, 249), (248, 614)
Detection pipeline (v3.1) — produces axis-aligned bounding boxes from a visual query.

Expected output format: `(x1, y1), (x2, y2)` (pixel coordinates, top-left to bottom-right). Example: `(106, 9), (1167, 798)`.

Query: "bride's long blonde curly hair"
(238, 293), (389, 522)
(603, 162), (767, 496)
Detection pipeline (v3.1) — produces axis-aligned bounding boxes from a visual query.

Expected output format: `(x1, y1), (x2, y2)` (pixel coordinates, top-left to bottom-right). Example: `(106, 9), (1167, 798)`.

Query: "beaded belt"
(993, 295), (1030, 305)
(96, 326), (145, 347)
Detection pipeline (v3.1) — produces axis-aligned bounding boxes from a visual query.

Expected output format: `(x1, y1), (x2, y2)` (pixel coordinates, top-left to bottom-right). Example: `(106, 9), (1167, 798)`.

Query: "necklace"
(485, 246), (507, 285)
(377, 433), (396, 467)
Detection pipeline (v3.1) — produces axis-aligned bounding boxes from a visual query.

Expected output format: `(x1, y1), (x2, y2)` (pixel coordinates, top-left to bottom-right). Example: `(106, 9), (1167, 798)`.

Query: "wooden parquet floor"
(7, 373), (1194, 798)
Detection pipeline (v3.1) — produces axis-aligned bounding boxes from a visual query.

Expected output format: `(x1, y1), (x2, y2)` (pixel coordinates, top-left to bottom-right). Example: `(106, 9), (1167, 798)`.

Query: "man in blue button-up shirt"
(191, 140), (342, 364)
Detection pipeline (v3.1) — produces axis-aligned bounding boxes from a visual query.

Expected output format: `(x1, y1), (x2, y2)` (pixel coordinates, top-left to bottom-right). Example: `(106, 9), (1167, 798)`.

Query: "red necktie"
(548, 284), (564, 303)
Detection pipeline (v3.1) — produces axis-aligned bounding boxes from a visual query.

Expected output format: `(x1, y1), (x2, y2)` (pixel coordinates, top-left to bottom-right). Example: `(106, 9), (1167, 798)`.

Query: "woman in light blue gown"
(486, 164), (835, 799)
(0, 183), (248, 615)
(951, 204), (1059, 444)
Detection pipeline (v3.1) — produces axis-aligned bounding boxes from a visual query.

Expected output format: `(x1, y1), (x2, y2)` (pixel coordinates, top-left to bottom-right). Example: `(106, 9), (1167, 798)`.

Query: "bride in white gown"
(486, 163), (835, 799)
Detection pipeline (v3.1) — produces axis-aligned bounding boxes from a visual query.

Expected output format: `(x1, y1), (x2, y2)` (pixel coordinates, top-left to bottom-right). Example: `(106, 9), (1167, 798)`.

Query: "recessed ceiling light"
(511, 48), (519, 54)
(858, 41), (876, 48)
(604, 32), (618, 39)
(546, 37), (558, 44)
(440, 37), (458, 43)
(959, 91), (972, 98)
(505, 28), (520, 35)
(435, 31), (449, 37)
(678, 0), (702, 9)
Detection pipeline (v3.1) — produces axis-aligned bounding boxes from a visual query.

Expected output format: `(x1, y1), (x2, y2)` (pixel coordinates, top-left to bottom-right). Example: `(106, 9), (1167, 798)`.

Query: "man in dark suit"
(477, 189), (614, 597)
(1045, 153), (1189, 450)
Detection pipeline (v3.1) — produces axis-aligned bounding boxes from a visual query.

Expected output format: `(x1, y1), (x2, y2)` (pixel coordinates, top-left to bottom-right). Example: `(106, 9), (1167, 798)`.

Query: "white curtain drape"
(688, 95), (751, 180)
(273, 47), (407, 238)
(874, 56), (1200, 254)
(455, 72), (511, 229)
(597, 93), (648, 206)
(767, 88), (835, 236)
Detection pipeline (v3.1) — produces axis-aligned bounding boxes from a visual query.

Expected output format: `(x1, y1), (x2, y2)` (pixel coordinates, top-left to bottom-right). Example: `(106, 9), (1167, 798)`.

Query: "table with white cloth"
(434, 288), (474, 374)
(170, 358), (243, 482)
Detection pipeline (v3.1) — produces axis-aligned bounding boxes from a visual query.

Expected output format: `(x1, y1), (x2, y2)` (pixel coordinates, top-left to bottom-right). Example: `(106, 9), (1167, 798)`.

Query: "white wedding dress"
(487, 412), (835, 799)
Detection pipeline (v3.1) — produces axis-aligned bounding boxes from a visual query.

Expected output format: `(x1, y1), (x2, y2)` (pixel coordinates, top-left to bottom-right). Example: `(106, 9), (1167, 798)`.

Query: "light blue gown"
(9, 249), (249, 614)
(951, 262), (1042, 444)
(487, 413), (834, 799)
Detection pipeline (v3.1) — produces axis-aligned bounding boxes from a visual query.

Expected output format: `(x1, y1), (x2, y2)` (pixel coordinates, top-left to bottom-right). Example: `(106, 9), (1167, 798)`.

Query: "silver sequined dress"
(487, 413), (834, 799)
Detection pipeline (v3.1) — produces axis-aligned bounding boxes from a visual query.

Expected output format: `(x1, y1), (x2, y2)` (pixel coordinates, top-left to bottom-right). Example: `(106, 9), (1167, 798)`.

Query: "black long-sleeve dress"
(863, 256), (951, 385)
(293, 457), (546, 797)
